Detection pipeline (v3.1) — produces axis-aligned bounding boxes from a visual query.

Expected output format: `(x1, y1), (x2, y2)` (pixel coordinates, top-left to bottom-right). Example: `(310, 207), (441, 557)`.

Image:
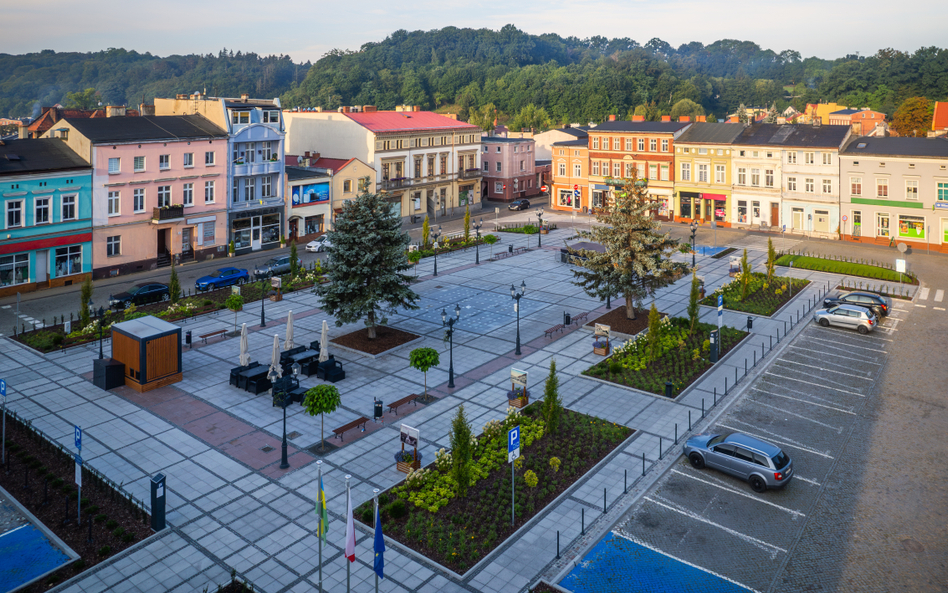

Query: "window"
(805, 178), (815, 193)
(805, 152), (814, 165)
(661, 165), (669, 181)
(650, 139), (657, 151)
(243, 178), (254, 201)
(183, 183), (194, 206)
(133, 189), (145, 212)
(765, 169), (774, 188)
(752, 151), (758, 158)
(573, 163), (581, 177)
(851, 177), (862, 196)
(54, 245), (81, 276)
(263, 110), (280, 124)
(662, 139), (669, 152)
(108, 191), (120, 216)
(0, 254), (29, 286)
(496, 162), (502, 173)
(592, 162), (599, 175)
(343, 180), (353, 193)
(680, 162), (691, 182)
(158, 186), (171, 207)
(496, 146), (501, 153)
(787, 177), (797, 191)
(738, 167), (746, 185)
(787, 152), (797, 164)
(6, 200), (22, 227)
(876, 179), (888, 198)
(638, 139), (645, 151)
(134, 156), (145, 172)
(232, 111), (250, 124)
(245, 142), (255, 163)
(183, 153), (194, 167)
(108, 157), (120, 174)
(938, 182), (948, 201)
(697, 164), (708, 183)
(61, 195), (76, 220)
(751, 168), (760, 186)
(159, 155), (170, 170)
(205, 151), (215, 165)
(107, 236), (121, 257)
(715, 164), (726, 184)
(592, 137), (599, 149)
(495, 182), (503, 194)
(614, 163), (621, 177)
(414, 156), (422, 178)
(203, 223), (215, 245)
(261, 176), (272, 198)
(905, 179), (918, 200)
(520, 160), (526, 172)
(899, 214), (925, 239)
(822, 152), (832, 165)
(876, 213), (890, 237)
(261, 142), (272, 161)
(625, 163), (634, 178)
(649, 164), (657, 180)
(625, 139), (632, 151)
(822, 179), (832, 194)
(482, 161), (489, 172)
(698, 148), (708, 155)
(35, 198), (49, 224)
(613, 138), (621, 150)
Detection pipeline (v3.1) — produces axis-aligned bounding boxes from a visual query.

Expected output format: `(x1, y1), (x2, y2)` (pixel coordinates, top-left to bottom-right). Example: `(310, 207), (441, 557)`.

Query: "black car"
(508, 199), (531, 211)
(823, 291), (892, 318)
(109, 283), (171, 309)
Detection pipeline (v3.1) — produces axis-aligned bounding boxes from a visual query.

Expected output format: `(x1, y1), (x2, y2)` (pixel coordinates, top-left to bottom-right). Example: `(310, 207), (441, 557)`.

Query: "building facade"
(283, 106), (481, 223)
(284, 153), (376, 241)
(550, 139), (589, 212)
(286, 166), (331, 243)
(827, 109), (886, 136)
(45, 115), (229, 278)
(839, 137), (948, 252)
(673, 123), (744, 226)
(0, 139), (92, 297)
(508, 124), (590, 160)
(481, 137), (541, 202)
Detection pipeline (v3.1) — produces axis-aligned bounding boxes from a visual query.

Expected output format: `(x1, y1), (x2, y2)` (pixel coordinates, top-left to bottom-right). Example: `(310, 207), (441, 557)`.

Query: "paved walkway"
(0, 219), (919, 593)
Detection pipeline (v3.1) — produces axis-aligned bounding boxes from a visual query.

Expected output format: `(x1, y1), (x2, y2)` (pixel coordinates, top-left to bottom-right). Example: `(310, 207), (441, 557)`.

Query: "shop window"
(261, 214), (281, 244)
(898, 215), (925, 239)
(680, 196), (691, 217)
(0, 253), (29, 286)
(54, 245), (82, 276)
(203, 223), (215, 245)
(737, 200), (747, 223)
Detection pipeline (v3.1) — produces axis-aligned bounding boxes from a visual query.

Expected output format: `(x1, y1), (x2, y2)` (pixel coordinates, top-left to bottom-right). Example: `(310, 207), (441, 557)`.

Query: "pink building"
(480, 136), (541, 202)
(47, 114), (229, 277)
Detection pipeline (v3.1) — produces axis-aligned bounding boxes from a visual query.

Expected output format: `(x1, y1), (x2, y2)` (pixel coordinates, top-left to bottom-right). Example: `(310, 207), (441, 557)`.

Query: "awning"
(593, 184), (609, 190)
(703, 193), (727, 201)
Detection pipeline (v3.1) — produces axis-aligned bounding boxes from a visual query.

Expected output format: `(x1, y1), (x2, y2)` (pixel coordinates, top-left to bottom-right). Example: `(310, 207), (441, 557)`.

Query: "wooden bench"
(388, 394), (420, 415)
(573, 311), (590, 326)
(544, 324), (565, 338)
(513, 246), (527, 255)
(333, 416), (370, 441)
(200, 329), (227, 344)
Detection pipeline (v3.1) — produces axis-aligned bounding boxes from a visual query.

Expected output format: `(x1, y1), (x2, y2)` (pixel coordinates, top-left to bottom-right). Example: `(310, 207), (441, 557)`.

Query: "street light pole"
(430, 226), (442, 277)
(442, 304), (461, 389)
(536, 207), (544, 249)
(473, 218), (483, 265)
(97, 307), (105, 360)
(511, 281), (526, 356)
(260, 279), (267, 328)
(690, 220), (698, 269)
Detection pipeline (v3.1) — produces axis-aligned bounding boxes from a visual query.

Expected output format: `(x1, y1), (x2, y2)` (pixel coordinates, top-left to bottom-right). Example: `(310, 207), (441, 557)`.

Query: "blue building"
(0, 138), (92, 297)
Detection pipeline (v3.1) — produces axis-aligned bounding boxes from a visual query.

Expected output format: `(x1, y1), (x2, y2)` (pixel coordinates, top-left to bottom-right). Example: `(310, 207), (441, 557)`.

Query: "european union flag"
(373, 504), (385, 579)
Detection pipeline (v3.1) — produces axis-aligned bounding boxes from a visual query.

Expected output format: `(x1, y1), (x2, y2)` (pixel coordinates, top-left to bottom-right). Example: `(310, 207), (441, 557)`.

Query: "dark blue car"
(195, 267), (250, 291)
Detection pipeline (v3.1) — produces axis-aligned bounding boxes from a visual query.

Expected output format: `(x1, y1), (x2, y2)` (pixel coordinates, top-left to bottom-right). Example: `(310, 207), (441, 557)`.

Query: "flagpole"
(374, 488), (380, 593)
(317, 460), (323, 592)
(346, 474), (351, 593)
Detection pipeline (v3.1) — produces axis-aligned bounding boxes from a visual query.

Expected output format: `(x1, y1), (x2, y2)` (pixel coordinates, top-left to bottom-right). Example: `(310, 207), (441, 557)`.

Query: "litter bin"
(563, 312), (571, 326)
(746, 316), (754, 330)
(374, 398), (383, 420)
(151, 473), (166, 531)
(185, 330), (192, 348)
(508, 244), (513, 254)
(664, 381), (674, 398)
(709, 329), (718, 363)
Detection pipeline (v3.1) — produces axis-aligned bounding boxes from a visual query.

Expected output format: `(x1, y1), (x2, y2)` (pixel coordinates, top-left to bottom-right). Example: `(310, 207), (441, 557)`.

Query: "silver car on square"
(813, 303), (877, 334)
(682, 432), (793, 492)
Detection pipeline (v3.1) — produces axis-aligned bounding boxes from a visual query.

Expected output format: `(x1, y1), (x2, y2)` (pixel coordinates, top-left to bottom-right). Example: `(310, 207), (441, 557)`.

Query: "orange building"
(827, 109), (886, 135)
(550, 138), (589, 212)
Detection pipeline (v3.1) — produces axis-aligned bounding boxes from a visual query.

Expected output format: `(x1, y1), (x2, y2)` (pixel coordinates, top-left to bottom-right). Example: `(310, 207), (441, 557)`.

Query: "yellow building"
(673, 123), (744, 226)
(804, 102), (847, 125)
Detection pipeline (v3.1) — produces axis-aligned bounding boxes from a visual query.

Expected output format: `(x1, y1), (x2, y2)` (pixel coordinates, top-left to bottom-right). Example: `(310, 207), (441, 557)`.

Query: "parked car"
(508, 199), (531, 211)
(822, 291), (892, 318)
(813, 304), (877, 334)
(306, 235), (332, 253)
(253, 255), (303, 279)
(109, 283), (170, 309)
(683, 432), (793, 493)
(195, 267), (250, 291)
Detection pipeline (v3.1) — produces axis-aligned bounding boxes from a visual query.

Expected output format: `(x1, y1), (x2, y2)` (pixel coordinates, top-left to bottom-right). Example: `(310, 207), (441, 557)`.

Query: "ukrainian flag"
(316, 475), (329, 541)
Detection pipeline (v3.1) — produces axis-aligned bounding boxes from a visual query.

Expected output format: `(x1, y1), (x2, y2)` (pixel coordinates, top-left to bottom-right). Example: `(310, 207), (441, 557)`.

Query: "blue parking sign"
(0, 379), (6, 398)
(508, 426), (520, 453)
(75, 426), (82, 450)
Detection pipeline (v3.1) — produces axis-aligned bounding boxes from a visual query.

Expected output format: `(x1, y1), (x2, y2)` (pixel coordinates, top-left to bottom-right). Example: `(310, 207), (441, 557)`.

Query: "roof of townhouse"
(223, 98), (280, 109)
(286, 166), (331, 182)
(552, 139), (590, 147)
(732, 123), (851, 147)
(482, 136), (534, 143)
(344, 111), (480, 134)
(591, 120), (690, 133)
(675, 122), (745, 144)
(61, 115), (228, 143)
(0, 138), (90, 176)
(933, 102), (948, 130)
(312, 157), (355, 170)
(829, 109), (861, 116)
(840, 136), (948, 158)
(559, 126), (590, 138)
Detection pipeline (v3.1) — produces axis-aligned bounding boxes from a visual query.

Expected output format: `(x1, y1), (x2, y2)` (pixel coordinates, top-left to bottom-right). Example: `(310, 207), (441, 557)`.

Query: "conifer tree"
(740, 248), (752, 300)
(421, 214), (430, 249)
(169, 261), (181, 304)
(315, 191), (419, 339)
(463, 205), (471, 241)
(766, 238), (776, 283)
(688, 269), (700, 335)
(542, 359), (562, 436)
(450, 405), (472, 496)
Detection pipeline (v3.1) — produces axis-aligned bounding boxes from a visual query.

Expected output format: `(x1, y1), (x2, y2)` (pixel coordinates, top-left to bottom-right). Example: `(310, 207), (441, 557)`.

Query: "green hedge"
(776, 254), (917, 283)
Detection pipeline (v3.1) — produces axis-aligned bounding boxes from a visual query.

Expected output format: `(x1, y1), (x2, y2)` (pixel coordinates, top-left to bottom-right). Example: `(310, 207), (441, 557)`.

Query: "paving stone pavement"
(0, 220), (928, 593)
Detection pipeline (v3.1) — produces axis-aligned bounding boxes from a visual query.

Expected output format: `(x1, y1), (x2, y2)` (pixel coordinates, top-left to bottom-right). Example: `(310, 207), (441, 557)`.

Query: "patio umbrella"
(284, 310), (295, 351)
(269, 333), (283, 379)
(319, 320), (329, 362)
(239, 323), (250, 367)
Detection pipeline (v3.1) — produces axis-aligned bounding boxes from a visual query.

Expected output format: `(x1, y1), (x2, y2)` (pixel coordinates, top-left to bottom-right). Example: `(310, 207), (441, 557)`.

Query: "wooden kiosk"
(111, 316), (182, 392)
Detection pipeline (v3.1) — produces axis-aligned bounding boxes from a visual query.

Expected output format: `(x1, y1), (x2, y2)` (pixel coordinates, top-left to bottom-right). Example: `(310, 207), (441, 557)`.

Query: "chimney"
(192, 91), (202, 100)
(18, 124), (27, 140)
(304, 151), (311, 158)
(176, 94), (188, 100)
(139, 104), (155, 116)
(661, 115), (671, 122)
(106, 105), (126, 118)
(363, 105), (377, 113)
(608, 114), (616, 122)
(697, 115), (706, 122)
(413, 105), (420, 112)
(678, 116), (690, 122)
(631, 115), (645, 122)
(240, 93), (249, 102)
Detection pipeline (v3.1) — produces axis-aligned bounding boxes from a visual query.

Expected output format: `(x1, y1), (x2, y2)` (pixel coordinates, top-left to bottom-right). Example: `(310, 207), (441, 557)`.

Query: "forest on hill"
(2, 26), (947, 126)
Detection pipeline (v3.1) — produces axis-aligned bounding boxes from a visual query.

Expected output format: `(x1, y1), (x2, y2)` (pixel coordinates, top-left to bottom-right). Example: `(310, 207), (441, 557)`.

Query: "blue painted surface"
(697, 245), (729, 256)
(560, 532), (748, 593)
(0, 524), (71, 591)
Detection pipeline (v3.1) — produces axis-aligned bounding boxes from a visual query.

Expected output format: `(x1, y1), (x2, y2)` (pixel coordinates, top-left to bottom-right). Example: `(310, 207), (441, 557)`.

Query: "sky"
(2, 0), (946, 63)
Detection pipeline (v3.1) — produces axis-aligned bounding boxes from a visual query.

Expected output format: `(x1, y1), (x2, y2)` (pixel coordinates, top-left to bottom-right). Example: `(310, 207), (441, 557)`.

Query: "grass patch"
(711, 247), (738, 260)
(701, 272), (809, 316)
(776, 254), (917, 284)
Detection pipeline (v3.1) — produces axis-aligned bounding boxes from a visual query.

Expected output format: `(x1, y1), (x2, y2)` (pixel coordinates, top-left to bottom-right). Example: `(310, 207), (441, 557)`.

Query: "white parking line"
(763, 373), (867, 397)
(719, 422), (835, 460)
(645, 495), (787, 559)
(807, 335), (893, 350)
(670, 469), (806, 518)
(0, 305), (9, 309)
(776, 359), (873, 380)
(749, 400), (844, 433)
(935, 307), (946, 312)
(787, 344), (884, 365)
(919, 287), (930, 300)
(790, 474), (822, 487)
(613, 531), (762, 593)
(753, 388), (856, 415)
(916, 304), (927, 308)
(936, 290), (945, 302)
(813, 326), (896, 342)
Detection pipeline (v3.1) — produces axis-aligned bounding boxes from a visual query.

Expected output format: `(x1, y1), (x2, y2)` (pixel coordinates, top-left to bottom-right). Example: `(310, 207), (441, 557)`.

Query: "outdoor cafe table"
(285, 349), (320, 375)
(237, 365), (270, 390)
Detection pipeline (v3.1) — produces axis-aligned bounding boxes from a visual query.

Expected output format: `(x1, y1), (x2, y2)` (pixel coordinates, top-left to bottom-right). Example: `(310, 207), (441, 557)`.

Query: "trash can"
(374, 398), (383, 420)
(709, 329), (718, 363)
(508, 244), (513, 254)
(185, 330), (192, 348)
(664, 381), (674, 398)
(151, 473), (166, 531)
(564, 312), (571, 326)
(746, 316), (754, 330)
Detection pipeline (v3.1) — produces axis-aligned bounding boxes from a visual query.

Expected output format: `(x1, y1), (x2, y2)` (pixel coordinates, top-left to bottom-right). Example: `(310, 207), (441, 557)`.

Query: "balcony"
(233, 160), (282, 177)
(152, 205), (184, 223)
(460, 168), (483, 180)
(381, 178), (410, 191)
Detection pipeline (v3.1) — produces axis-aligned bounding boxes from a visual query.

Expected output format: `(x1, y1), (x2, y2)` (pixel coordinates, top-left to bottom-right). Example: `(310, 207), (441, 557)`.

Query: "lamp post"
(260, 279), (267, 328)
(97, 307), (105, 360)
(536, 207), (544, 248)
(473, 218), (483, 265)
(430, 226), (442, 277)
(442, 304), (461, 389)
(271, 362), (299, 470)
(511, 281), (526, 356)
(690, 220), (699, 269)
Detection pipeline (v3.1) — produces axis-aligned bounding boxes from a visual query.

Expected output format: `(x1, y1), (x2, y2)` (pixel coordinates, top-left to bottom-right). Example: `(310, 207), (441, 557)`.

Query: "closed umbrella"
(319, 320), (329, 363)
(284, 310), (295, 351)
(239, 323), (250, 367)
(269, 333), (283, 379)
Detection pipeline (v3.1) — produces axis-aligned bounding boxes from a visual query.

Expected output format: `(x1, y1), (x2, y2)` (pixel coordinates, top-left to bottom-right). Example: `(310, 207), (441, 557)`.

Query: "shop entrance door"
(770, 203), (779, 228)
(251, 216), (262, 251)
(792, 208), (804, 231)
(814, 210), (829, 233)
(35, 250), (48, 283)
(181, 228), (193, 262)
(751, 201), (762, 226)
(942, 218), (948, 248)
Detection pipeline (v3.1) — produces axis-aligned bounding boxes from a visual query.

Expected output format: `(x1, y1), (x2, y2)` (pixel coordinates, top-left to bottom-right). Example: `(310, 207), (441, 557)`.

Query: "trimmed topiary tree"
(688, 269), (700, 335)
(449, 404), (472, 497)
(766, 238), (776, 284)
(542, 359), (562, 436)
(421, 214), (430, 249)
(169, 261), (181, 305)
(80, 275), (93, 327)
(647, 303), (661, 361)
(740, 248), (751, 301)
(304, 384), (341, 451)
(463, 205), (471, 241)
(409, 347), (440, 402)
(290, 241), (300, 278)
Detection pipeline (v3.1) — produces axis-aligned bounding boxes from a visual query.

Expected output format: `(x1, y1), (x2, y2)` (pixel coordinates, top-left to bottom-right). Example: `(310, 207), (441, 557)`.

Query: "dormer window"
(232, 111), (250, 124)
(262, 110), (280, 124)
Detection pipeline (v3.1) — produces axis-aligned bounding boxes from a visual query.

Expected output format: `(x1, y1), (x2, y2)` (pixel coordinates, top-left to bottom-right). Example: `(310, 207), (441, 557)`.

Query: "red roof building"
(933, 102), (948, 132)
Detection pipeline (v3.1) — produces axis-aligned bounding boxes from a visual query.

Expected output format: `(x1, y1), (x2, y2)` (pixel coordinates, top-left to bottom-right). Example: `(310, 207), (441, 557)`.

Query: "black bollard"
(735, 367), (738, 384)
(725, 376), (728, 395)
(581, 508), (585, 535)
(674, 423), (678, 444)
(754, 350), (757, 367)
(770, 335), (773, 350)
(701, 398), (705, 418)
(659, 437), (663, 458)
(624, 470), (627, 494)
(642, 453), (646, 476)
(713, 387), (717, 406)
(603, 488), (607, 513)
(557, 531), (560, 559)
(745, 358), (748, 376)
(761, 342), (765, 357)
(688, 410), (692, 431)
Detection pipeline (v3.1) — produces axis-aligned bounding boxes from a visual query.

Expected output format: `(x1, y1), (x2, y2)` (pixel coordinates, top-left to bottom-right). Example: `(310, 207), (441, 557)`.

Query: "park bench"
(388, 394), (420, 415)
(572, 311), (590, 326)
(513, 246), (527, 255)
(544, 324), (565, 338)
(333, 416), (370, 441)
(200, 329), (227, 344)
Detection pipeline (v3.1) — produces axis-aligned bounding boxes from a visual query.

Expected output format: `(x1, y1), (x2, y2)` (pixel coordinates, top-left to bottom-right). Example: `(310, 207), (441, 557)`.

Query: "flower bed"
(776, 253), (918, 284)
(496, 222), (558, 235)
(583, 317), (747, 397)
(699, 271), (810, 316)
(355, 405), (632, 574)
(410, 234), (498, 261)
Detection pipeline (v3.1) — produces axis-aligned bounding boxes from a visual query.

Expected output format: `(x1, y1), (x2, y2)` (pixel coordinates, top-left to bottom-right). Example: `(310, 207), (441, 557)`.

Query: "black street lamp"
(511, 281), (526, 356)
(430, 226), (442, 277)
(690, 220), (699, 269)
(271, 362), (300, 470)
(536, 207), (544, 248)
(442, 304), (461, 388)
(473, 218), (484, 265)
(97, 307), (105, 359)
(260, 279), (267, 328)
(606, 281), (612, 310)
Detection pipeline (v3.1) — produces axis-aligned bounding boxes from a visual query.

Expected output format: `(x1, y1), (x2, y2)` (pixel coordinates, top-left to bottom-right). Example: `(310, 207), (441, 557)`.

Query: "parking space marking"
(670, 469), (806, 519)
(916, 304), (927, 308)
(720, 422), (835, 460)
(935, 307), (946, 311)
(613, 531), (763, 593)
(919, 287), (930, 300)
(935, 289), (944, 302)
(753, 388), (856, 415)
(763, 373), (867, 397)
(749, 400), (844, 433)
(812, 325), (896, 342)
(645, 495), (787, 558)
(790, 474), (822, 487)
(787, 344), (884, 365)
(777, 359), (873, 380)
(807, 334), (892, 351)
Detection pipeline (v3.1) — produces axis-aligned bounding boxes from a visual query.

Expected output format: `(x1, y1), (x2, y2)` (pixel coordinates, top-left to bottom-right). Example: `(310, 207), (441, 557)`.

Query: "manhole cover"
(901, 538), (924, 553)
(287, 431), (302, 439)
(261, 445), (275, 453)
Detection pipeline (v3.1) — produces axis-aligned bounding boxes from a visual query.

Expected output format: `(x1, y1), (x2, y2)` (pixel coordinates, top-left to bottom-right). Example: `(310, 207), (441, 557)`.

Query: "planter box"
(509, 396), (529, 409)
(593, 345), (610, 356)
(540, 228), (549, 234)
(396, 459), (421, 473)
(269, 293), (282, 302)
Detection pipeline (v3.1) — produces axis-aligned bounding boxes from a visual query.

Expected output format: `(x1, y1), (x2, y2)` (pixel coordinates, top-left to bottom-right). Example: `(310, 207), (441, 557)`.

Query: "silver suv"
(813, 304), (877, 334)
(683, 432), (793, 492)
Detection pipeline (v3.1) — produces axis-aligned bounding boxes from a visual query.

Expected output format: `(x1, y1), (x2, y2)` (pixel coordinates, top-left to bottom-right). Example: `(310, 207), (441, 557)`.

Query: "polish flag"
(345, 486), (356, 562)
